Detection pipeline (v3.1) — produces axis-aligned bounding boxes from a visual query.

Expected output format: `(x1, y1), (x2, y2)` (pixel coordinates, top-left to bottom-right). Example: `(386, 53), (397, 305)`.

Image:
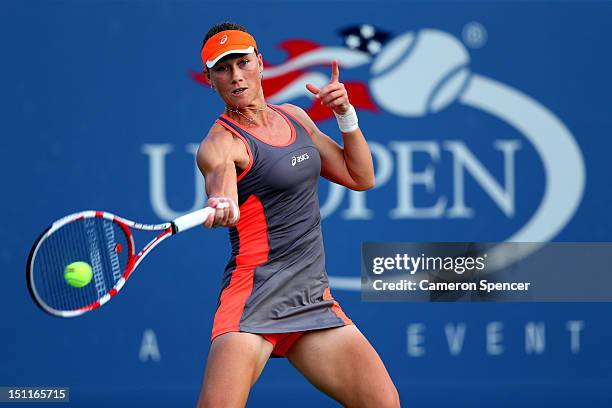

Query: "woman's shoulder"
(197, 121), (245, 158)
(196, 121), (251, 173)
(196, 121), (231, 149)
(207, 120), (233, 139)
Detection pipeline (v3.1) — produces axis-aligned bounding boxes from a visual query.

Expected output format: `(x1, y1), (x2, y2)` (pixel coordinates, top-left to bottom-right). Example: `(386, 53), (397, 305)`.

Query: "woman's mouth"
(232, 87), (248, 96)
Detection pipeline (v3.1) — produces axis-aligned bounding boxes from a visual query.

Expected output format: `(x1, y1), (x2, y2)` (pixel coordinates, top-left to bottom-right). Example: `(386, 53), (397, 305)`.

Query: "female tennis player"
(195, 22), (400, 408)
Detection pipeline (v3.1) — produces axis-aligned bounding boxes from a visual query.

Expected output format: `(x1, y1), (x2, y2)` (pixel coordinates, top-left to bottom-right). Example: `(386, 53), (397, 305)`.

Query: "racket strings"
(31, 218), (130, 312)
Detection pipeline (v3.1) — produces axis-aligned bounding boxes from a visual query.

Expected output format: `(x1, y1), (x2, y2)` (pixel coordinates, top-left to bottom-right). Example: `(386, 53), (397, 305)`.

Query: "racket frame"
(27, 210), (173, 318)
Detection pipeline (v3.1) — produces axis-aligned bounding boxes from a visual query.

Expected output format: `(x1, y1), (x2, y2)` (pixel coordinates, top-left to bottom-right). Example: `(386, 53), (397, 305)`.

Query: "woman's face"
(207, 52), (264, 108)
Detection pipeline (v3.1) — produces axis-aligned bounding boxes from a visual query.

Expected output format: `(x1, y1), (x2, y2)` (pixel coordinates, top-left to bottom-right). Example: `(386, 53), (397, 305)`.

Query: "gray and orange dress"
(211, 104), (353, 357)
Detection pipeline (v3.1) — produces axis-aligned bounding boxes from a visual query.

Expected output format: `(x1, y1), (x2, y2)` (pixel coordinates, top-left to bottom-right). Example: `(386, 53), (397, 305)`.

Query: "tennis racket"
(26, 207), (216, 318)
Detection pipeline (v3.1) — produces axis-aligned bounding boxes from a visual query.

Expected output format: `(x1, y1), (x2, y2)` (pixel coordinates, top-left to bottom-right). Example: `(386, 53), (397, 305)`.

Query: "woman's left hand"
(305, 61), (350, 115)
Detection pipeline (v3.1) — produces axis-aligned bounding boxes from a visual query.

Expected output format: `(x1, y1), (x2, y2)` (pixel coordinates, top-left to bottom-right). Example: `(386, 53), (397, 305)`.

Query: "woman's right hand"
(204, 196), (240, 228)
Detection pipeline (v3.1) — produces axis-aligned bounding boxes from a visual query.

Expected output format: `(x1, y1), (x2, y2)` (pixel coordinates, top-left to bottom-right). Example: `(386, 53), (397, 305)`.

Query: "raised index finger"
(331, 60), (339, 83)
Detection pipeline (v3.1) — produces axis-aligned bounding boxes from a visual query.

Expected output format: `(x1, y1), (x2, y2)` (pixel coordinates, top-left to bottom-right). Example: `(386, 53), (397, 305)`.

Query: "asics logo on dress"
(291, 153), (309, 166)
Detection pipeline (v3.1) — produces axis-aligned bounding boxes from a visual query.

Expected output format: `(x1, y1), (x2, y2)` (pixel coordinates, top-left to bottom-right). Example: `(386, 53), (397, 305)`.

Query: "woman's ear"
(257, 53), (264, 72)
(205, 71), (215, 89)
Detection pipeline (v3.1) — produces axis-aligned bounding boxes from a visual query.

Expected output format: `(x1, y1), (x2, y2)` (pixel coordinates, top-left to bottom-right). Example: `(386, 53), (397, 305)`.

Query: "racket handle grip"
(172, 207), (216, 233)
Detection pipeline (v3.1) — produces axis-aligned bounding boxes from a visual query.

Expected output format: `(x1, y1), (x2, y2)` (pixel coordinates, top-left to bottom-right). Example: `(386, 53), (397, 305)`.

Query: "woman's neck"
(225, 101), (271, 127)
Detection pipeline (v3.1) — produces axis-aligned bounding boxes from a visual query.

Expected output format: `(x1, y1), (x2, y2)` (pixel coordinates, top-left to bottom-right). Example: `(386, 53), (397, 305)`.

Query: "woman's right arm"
(196, 124), (248, 228)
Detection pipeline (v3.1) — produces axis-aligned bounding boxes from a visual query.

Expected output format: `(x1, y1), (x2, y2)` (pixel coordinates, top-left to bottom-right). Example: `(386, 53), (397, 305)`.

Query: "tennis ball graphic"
(370, 29), (471, 117)
(64, 261), (93, 288)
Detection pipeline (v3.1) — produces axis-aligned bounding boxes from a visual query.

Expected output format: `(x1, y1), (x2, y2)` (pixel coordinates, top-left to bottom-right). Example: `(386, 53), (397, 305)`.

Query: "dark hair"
(201, 21), (250, 51)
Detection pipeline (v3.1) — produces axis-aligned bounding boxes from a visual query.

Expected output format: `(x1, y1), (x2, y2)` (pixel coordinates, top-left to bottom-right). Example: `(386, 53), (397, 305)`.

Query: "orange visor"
(201, 30), (258, 69)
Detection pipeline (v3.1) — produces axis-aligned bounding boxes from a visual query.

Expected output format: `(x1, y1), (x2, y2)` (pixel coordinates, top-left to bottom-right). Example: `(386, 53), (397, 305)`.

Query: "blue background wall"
(2, 1), (611, 406)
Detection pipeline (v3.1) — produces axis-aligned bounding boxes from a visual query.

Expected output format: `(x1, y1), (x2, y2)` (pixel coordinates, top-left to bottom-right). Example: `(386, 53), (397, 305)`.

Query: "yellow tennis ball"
(64, 261), (93, 288)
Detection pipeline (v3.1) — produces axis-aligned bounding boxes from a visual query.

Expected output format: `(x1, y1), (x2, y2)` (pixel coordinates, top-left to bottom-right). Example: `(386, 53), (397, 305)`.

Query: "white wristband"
(334, 104), (359, 133)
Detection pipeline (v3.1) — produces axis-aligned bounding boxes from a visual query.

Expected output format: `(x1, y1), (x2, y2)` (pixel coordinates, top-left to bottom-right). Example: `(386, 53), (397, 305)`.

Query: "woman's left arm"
(281, 61), (375, 191)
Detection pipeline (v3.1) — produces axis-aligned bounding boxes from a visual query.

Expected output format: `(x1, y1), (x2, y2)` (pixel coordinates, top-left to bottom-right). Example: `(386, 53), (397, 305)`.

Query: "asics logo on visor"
(220, 35), (228, 44)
